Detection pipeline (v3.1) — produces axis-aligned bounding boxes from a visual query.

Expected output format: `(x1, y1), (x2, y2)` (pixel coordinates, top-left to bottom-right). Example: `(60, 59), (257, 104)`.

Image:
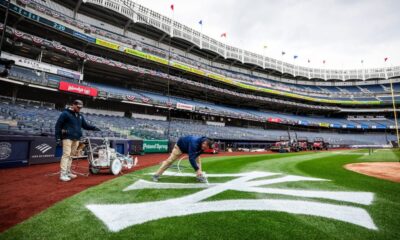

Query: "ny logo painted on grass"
(86, 171), (377, 232)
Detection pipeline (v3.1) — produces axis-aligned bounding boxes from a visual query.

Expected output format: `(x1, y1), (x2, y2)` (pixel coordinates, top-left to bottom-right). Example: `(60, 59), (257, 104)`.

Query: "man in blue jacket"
(152, 135), (213, 183)
(55, 100), (100, 182)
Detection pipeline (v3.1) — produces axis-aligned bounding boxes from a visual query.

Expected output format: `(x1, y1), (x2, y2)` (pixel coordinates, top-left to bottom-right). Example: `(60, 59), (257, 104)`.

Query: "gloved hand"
(56, 139), (62, 147)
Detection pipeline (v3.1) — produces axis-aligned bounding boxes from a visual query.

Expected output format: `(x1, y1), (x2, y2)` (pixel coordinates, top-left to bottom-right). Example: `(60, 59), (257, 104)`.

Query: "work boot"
(60, 172), (71, 182)
(196, 175), (207, 183)
(68, 172), (77, 179)
(152, 174), (160, 182)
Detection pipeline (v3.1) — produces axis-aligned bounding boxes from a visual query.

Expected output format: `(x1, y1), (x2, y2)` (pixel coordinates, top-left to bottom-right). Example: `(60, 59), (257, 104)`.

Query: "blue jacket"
(177, 135), (207, 171)
(55, 108), (99, 140)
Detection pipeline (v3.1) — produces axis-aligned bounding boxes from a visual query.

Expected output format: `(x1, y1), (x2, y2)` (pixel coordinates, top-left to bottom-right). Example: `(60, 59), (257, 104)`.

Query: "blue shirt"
(177, 135), (207, 171)
(55, 108), (99, 140)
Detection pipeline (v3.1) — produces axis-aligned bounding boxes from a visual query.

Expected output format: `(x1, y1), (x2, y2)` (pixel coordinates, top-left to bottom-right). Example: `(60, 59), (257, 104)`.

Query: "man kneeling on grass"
(152, 135), (213, 183)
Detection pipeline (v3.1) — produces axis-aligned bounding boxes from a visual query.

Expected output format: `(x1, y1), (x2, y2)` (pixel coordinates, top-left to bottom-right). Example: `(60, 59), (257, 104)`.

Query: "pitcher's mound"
(345, 162), (400, 183)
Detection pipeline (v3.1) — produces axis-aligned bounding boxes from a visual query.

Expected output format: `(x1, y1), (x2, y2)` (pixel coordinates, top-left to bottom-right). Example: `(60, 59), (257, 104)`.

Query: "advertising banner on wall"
(267, 117), (282, 123)
(330, 123), (341, 128)
(298, 120), (309, 126)
(73, 31), (96, 43)
(1, 52), (82, 80)
(95, 38), (120, 50)
(176, 103), (194, 111)
(319, 122), (330, 128)
(59, 81), (98, 97)
(143, 140), (169, 153)
(29, 137), (59, 164)
(0, 136), (32, 168)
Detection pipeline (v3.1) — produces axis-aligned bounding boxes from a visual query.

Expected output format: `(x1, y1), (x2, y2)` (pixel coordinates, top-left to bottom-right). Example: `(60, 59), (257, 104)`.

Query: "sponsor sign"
(35, 143), (52, 154)
(73, 31), (96, 43)
(206, 121), (225, 127)
(1, 52), (82, 80)
(298, 120), (309, 126)
(176, 102), (194, 111)
(0, 137), (31, 167)
(59, 81), (98, 97)
(124, 47), (148, 58)
(56, 69), (81, 80)
(95, 38), (120, 50)
(124, 48), (168, 65)
(0, 142), (12, 160)
(29, 137), (59, 164)
(146, 54), (169, 65)
(142, 140), (168, 153)
(267, 117), (282, 123)
(319, 122), (330, 128)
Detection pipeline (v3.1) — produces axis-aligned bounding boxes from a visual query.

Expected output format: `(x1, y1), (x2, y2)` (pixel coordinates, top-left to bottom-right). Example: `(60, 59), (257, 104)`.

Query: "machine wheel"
(110, 159), (122, 175)
(89, 166), (100, 174)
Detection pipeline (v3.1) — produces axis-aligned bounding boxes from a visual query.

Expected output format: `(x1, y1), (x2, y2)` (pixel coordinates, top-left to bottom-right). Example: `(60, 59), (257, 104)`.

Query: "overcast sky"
(135, 0), (399, 69)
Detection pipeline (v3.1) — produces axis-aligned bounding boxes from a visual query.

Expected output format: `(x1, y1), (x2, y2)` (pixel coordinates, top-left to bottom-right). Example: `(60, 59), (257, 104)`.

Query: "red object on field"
(204, 142), (219, 154)
(59, 81), (98, 97)
(298, 142), (307, 148)
(313, 142), (322, 148)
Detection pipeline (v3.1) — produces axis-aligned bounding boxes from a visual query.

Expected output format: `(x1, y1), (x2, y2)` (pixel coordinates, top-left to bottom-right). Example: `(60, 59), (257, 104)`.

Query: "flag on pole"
(308, 59), (310, 63)
(323, 60), (326, 64)
(199, 20), (203, 25)
(281, 51), (286, 55)
(221, 32), (227, 38)
(263, 45), (268, 49)
(384, 57), (388, 62)
(294, 55), (298, 59)
(361, 60), (364, 64)
(170, 4), (174, 11)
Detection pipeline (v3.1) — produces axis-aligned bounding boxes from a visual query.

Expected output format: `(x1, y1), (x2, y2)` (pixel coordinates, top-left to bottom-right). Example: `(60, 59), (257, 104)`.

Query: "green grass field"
(1, 149), (400, 240)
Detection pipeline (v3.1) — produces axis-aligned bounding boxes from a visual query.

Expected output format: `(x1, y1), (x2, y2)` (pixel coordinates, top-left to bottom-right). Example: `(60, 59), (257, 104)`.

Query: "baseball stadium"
(0, 0), (399, 239)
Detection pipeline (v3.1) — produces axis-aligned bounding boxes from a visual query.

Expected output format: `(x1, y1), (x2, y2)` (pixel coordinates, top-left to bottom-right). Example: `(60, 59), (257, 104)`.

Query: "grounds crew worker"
(152, 135), (213, 183)
(55, 100), (100, 182)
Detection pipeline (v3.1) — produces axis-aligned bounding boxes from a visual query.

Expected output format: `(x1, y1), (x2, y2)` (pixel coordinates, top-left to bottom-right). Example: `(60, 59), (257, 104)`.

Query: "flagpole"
(170, 4), (175, 37)
(293, 55), (298, 77)
(361, 60), (365, 81)
(263, 45), (267, 69)
(224, 34), (227, 59)
(292, 56), (295, 77)
(200, 21), (203, 49)
(220, 33), (227, 59)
